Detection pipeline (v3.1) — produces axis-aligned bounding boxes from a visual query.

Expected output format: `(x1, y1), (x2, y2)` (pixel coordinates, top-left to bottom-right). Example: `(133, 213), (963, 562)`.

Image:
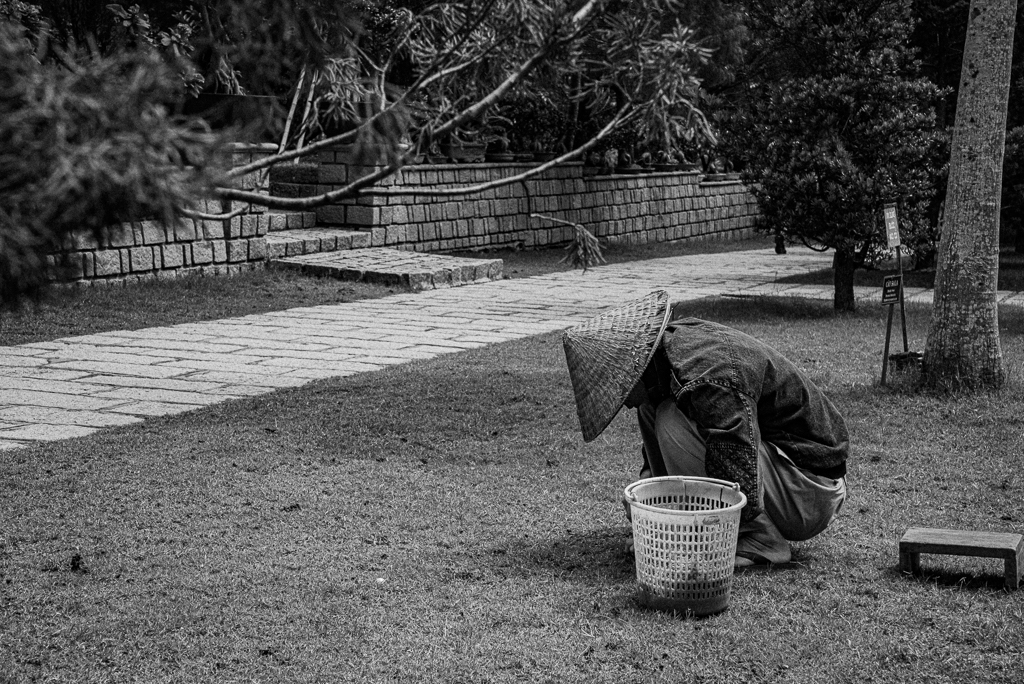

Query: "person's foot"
(733, 554), (757, 569)
(735, 512), (792, 567)
(733, 549), (790, 569)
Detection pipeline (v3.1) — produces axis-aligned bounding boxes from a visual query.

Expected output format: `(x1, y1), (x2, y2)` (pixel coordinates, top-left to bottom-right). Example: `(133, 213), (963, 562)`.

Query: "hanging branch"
(214, 103), (635, 210)
(530, 213), (606, 272)
(207, 0), (713, 220)
(181, 204), (247, 221)
(225, 0), (607, 180)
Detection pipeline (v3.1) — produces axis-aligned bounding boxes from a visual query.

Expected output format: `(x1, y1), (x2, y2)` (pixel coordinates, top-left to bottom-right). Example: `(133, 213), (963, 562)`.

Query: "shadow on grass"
(998, 304), (1024, 335)
(895, 567), (1012, 592)
(775, 248), (1024, 292)
(506, 524), (815, 583)
(674, 295), (846, 323)
(733, 560), (808, 575)
(504, 526), (636, 584)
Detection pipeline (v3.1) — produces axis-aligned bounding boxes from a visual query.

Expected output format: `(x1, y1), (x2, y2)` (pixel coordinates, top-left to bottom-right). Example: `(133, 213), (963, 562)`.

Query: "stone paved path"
(2, 246), (1022, 450)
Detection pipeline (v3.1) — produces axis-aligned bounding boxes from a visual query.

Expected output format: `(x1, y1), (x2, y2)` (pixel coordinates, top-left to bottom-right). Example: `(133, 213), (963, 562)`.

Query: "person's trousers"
(637, 399), (847, 562)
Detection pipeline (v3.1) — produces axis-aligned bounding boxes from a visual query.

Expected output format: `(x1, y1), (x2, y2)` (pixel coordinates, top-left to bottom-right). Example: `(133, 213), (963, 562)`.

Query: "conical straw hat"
(562, 290), (671, 442)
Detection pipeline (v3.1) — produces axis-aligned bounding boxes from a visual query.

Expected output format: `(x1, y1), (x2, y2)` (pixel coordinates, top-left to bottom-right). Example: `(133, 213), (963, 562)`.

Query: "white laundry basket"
(624, 476), (747, 616)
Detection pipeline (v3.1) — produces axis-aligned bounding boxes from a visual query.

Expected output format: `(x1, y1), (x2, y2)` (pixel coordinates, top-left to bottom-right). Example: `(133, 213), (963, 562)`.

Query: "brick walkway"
(2, 246), (1021, 449)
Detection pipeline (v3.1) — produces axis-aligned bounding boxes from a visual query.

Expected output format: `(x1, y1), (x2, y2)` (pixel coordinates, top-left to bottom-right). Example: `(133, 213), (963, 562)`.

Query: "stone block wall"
(54, 209), (277, 284)
(58, 144), (760, 284)
(56, 144), (312, 285)
(307, 148), (759, 252)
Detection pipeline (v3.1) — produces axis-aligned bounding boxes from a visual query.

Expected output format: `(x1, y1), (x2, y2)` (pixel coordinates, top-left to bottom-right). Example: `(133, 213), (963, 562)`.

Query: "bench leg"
(899, 551), (921, 575)
(1005, 554), (1020, 590)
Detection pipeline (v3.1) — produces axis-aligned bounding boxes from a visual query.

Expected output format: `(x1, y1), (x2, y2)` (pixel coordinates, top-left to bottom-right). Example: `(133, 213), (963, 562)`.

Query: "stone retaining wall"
(55, 145), (312, 286)
(59, 145), (760, 285)
(298, 150), (758, 251)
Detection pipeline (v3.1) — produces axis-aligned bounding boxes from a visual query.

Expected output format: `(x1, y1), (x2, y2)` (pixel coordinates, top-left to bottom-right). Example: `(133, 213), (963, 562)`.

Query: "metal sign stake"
(880, 203), (909, 386)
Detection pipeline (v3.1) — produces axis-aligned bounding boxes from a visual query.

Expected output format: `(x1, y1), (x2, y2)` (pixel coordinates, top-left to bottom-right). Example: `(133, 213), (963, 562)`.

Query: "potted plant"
(426, 140), (448, 164)
(677, 150), (700, 172)
(485, 136), (515, 162)
(652, 149), (678, 172)
(615, 149), (644, 174)
(531, 140), (557, 162)
(440, 129), (486, 163)
(498, 90), (569, 163)
(482, 114), (515, 162)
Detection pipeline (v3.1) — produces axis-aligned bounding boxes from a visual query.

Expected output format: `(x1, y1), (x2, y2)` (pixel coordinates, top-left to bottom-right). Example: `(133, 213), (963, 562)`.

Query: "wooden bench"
(899, 527), (1023, 590)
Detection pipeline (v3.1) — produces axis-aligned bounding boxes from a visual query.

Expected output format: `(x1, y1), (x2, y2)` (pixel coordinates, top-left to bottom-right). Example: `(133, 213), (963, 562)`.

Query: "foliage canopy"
(0, 0), (725, 303)
(720, 0), (947, 310)
(0, 21), (223, 304)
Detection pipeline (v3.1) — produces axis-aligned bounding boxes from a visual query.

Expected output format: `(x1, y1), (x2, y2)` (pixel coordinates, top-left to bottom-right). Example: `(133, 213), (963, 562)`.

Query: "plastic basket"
(624, 476), (747, 616)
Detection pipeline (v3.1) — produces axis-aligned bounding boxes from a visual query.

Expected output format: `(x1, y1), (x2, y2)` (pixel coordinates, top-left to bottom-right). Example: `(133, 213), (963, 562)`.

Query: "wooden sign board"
(884, 203), (901, 248)
(881, 274), (902, 305)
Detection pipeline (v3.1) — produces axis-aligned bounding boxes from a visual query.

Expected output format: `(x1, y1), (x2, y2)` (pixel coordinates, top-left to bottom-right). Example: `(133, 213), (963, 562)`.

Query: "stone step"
(269, 247), (503, 291)
(264, 208), (317, 232)
(265, 228), (371, 259)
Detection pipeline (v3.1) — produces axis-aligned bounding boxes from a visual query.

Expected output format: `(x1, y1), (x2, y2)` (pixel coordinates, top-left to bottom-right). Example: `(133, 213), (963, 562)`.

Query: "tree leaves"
(720, 0), (946, 276)
(0, 23), (224, 305)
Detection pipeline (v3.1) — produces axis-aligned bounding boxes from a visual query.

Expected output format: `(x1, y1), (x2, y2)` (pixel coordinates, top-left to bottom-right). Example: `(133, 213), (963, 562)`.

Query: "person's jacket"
(658, 317), (849, 521)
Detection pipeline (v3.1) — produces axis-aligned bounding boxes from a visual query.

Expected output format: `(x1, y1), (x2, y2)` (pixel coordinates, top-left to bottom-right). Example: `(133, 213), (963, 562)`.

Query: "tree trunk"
(923, 0), (1015, 391)
(833, 247), (857, 312)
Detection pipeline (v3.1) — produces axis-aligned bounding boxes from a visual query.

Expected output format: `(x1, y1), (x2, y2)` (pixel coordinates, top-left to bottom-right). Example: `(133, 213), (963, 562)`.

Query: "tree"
(0, 19), (222, 305)
(214, 0), (717, 210)
(1, 0), (719, 302)
(908, 0), (1024, 256)
(720, 0), (946, 311)
(923, 0), (1017, 391)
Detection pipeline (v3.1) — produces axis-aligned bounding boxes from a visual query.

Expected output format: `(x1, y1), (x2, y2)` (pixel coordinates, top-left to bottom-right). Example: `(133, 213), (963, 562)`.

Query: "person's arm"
(675, 380), (762, 521)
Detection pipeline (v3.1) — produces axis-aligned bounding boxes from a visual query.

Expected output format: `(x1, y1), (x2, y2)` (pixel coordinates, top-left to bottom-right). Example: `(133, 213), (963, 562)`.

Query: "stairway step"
(269, 247), (504, 291)
(264, 209), (317, 232)
(265, 229), (370, 258)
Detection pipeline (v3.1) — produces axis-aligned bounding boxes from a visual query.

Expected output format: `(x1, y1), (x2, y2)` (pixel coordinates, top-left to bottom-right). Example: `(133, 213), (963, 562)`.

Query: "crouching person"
(562, 290), (849, 567)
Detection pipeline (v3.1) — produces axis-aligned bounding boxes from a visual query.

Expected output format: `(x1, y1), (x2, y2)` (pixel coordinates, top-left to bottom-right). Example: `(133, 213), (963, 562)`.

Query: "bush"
(498, 90), (571, 154)
(0, 22), (223, 305)
(719, 0), (947, 309)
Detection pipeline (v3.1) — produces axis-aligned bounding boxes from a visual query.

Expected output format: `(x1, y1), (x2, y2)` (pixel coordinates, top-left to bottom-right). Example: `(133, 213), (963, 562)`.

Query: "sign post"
(880, 274), (902, 385)
(880, 203), (910, 385)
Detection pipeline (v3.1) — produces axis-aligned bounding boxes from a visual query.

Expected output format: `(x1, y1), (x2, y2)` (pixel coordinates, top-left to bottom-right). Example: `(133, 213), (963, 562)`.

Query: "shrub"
(720, 0), (946, 310)
(0, 22), (222, 305)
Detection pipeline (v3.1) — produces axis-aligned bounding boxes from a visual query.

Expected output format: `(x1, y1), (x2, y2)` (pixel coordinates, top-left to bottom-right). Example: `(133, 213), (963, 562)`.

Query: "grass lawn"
(2, 291), (1023, 682)
(0, 270), (398, 348)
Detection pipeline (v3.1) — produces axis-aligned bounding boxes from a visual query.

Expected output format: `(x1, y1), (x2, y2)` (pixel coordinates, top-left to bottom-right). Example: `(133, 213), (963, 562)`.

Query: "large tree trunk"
(923, 0), (1015, 391)
(833, 247), (857, 312)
